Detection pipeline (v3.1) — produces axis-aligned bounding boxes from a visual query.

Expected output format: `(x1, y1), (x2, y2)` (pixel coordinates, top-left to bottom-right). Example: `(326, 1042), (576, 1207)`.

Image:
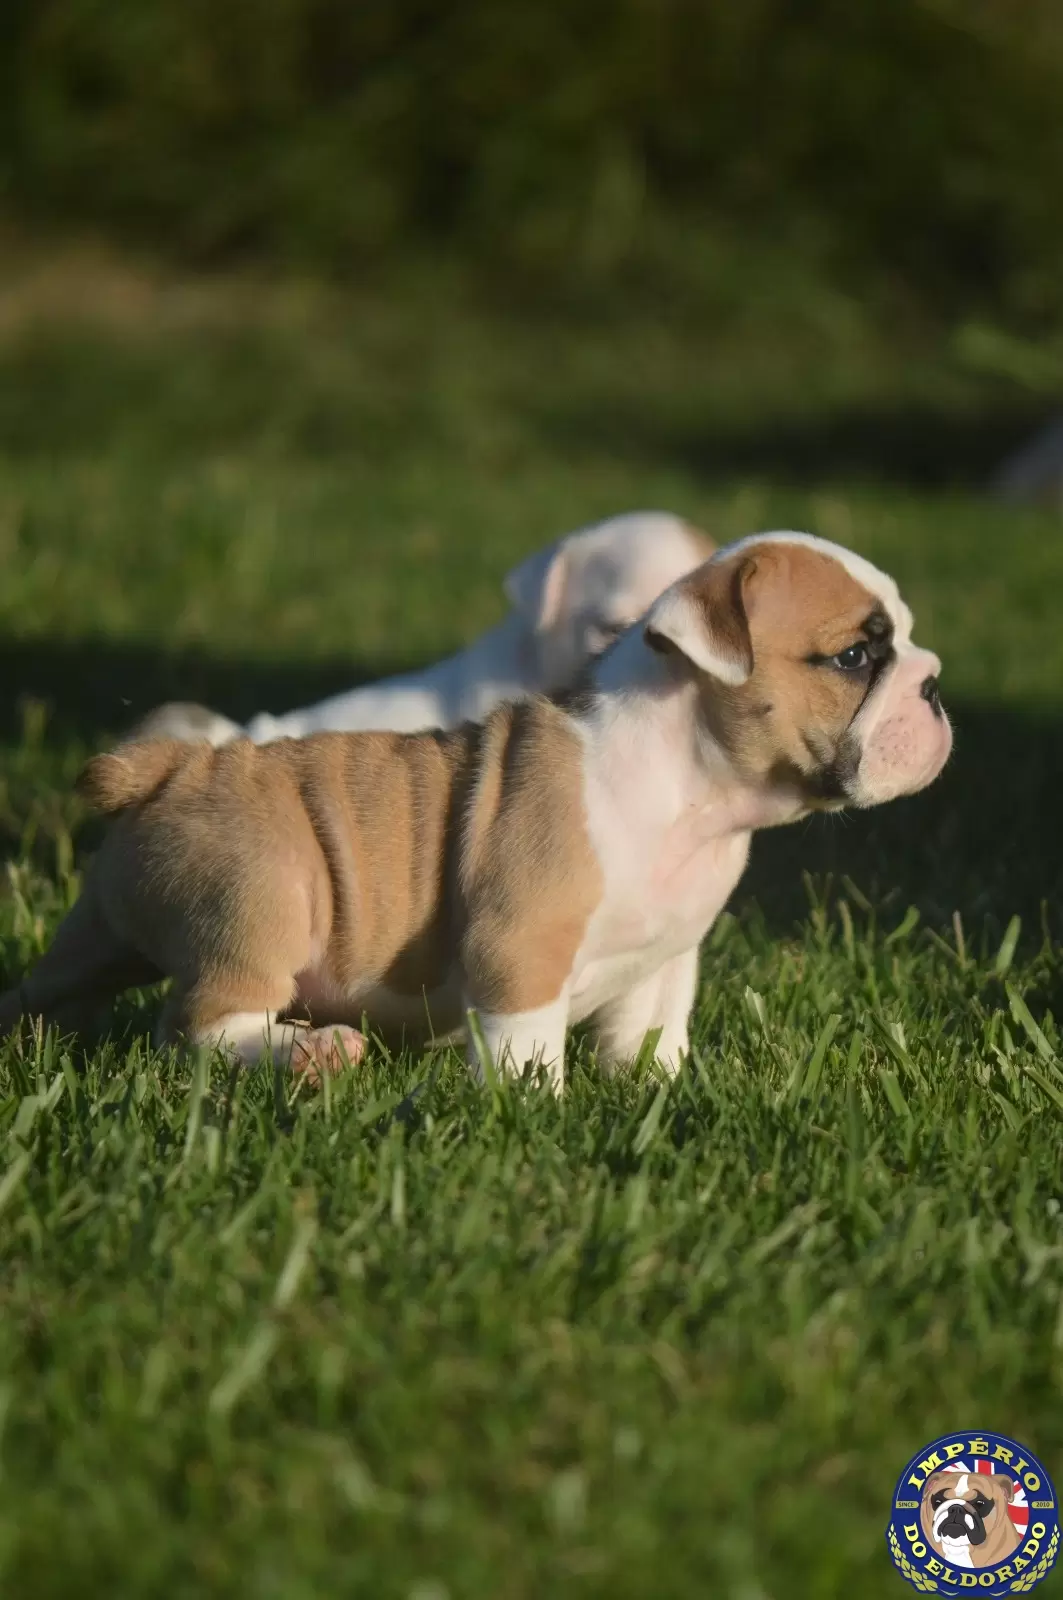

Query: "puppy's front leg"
(465, 993), (570, 1092)
(592, 946), (699, 1077)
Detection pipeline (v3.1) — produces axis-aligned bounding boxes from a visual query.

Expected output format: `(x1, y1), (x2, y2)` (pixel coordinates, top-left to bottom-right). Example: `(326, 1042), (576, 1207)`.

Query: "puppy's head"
(642, 531), (952, 811)
(920, 1471), (1016, 1555)
(505, 512), (712, 690)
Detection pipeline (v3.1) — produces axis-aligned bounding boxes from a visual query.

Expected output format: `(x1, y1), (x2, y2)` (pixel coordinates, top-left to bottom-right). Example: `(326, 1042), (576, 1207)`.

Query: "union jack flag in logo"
(943, 1456), (1030, 1535)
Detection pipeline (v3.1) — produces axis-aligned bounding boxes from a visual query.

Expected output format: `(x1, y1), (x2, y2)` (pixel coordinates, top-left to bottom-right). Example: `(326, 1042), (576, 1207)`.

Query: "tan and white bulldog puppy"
(137, 511), (711, 745)
(0, 532), (952, 1086)
(920, 1471), (1022, 1569)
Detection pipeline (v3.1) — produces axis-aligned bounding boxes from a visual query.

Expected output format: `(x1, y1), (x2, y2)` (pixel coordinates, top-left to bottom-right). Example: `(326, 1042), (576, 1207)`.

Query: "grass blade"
(208, 1324), (280, 1419)
(0, 1150), (31, 1220)
(884, 905), (920, 945)
(787, 1013), (841, 1106)
(1008, 985), (1057, 1066)
(1022, 1063), (1063, 1115)
(273, 1208), (317, 1312)
(465, 1008), (503, 1111)
(995, 915), (1021, 976)
(179, 1048), (211, 1175)
(879, 1067), (911, 1121)
(633, 1083), (670, 1158)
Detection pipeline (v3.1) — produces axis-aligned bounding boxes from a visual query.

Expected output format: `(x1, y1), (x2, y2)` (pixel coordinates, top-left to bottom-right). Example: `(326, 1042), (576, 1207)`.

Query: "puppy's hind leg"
(156, 865), (365, 1084)
(160, 977), (365, 1084)
(0, 877), (161, 1043)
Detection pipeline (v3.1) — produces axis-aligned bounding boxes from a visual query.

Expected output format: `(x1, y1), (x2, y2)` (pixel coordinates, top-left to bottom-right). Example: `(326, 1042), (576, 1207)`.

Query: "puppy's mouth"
(770, 731), (862, 811)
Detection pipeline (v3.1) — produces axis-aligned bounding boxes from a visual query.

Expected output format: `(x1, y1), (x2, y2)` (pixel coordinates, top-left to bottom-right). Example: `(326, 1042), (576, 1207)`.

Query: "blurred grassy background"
(3, 0), (1063, 330)
(4, 0), (1063, 520)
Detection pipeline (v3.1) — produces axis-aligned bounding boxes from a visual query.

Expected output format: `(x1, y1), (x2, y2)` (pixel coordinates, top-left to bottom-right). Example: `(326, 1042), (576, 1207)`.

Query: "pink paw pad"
(292, 1025), (366, 1082)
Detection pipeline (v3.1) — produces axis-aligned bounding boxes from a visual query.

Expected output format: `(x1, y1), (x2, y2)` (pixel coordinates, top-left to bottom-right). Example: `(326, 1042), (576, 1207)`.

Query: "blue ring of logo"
(888, 1430), (1059, 1596)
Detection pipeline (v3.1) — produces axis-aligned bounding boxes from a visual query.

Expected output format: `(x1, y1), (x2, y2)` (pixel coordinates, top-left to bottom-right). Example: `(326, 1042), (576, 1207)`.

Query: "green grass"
(2, 244), (1063, 1598)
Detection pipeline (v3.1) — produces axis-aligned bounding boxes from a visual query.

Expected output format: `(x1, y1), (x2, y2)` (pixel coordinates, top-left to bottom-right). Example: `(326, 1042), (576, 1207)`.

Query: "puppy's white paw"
(291, 1025), (366, 1083)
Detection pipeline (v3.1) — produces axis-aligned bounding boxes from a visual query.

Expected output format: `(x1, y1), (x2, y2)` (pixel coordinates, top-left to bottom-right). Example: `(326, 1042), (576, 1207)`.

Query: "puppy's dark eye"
(831, 643), (870, 672)
(931, 1491), (947, 1509)
(972, 1493), (994, 1516)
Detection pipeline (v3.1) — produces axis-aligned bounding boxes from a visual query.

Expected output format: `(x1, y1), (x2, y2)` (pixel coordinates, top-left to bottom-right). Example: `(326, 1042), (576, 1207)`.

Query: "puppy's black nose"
(920, 675), (942, 716)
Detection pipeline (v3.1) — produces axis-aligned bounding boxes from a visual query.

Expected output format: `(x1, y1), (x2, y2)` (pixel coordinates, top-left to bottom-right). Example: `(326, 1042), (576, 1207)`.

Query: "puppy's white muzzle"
(850, 646), (952, 805)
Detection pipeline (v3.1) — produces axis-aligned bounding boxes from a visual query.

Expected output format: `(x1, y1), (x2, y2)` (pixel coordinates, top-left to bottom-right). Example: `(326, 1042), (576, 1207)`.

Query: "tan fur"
(685, 544), (880, 789)
(459, 704), (602, 1013)
(1, 700), (602, 1054)
(920, 1471), (1022, 1568)
(79, 740), (188, 810)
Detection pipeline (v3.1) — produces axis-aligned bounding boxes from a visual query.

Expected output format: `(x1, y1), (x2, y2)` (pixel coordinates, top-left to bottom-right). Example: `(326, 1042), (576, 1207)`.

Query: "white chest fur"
(569, 837), (749, 1024)
(567, 686), (755, 1023)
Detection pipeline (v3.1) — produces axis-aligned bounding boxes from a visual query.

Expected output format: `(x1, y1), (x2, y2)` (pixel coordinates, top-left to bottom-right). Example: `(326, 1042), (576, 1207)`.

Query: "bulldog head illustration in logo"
(888, 1430), (1059, 1596)
(920, 1464), (1024, 1568)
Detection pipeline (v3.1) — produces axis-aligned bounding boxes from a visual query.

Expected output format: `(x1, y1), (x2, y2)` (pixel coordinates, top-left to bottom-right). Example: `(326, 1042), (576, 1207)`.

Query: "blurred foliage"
(3, 0), (1063, 319)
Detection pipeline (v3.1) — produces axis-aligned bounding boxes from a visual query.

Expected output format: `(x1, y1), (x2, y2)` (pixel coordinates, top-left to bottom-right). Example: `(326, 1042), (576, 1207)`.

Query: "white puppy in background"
(134, 511), (712, 744)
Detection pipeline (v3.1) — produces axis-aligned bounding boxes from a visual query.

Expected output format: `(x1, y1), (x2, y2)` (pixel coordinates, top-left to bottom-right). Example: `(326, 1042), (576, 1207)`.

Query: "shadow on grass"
(1, 328), (1052, 487)
(530, 395), (1050, 488)
(0, 634), (410, 746)
(2, 633), (1060, 944)
(742, 707), (1060, 950)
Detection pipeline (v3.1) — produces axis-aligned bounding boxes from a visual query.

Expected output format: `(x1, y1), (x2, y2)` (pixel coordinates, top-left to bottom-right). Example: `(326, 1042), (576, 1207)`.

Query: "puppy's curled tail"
(78, 740), (188, 813)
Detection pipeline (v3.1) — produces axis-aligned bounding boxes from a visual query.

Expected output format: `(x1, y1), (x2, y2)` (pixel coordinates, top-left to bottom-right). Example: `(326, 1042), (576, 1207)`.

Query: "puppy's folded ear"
(991, 1475), (1016, 1503)
(644, 553), (755, 684)
(503, 540), (569, 631)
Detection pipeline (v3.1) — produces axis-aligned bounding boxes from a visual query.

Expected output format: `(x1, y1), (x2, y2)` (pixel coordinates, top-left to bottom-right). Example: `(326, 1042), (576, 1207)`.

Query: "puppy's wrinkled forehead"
(735, 532), (910, 654)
